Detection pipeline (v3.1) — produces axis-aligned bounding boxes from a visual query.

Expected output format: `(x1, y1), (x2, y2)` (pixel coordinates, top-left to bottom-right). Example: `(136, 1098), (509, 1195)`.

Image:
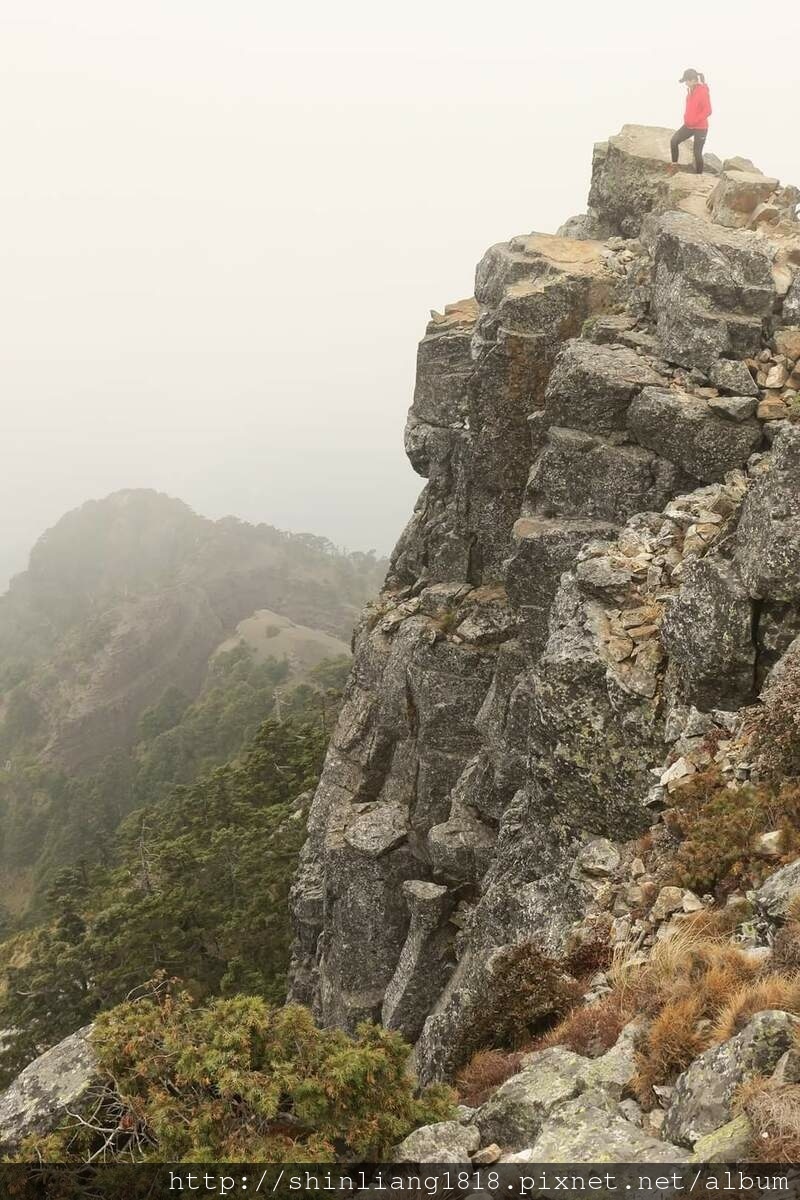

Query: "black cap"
(680, 68), (699, 82)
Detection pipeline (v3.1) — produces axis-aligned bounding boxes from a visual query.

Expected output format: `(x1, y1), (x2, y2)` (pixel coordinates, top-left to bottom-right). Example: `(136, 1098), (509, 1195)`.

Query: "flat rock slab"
(663, 1010), (798, 1147)
(628, 388), (762, 482)
(0, 1026), (98, 1153)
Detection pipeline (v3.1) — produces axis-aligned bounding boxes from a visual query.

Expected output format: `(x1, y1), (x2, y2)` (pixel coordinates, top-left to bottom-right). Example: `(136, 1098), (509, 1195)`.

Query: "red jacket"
(684, 82), (712, 130)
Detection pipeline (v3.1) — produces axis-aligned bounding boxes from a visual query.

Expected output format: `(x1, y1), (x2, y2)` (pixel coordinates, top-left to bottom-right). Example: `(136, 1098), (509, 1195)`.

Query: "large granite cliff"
(289, 125), (800, 1083)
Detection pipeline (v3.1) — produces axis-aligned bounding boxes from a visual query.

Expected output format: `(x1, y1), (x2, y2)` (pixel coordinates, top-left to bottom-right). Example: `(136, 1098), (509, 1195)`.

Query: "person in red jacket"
(670, 69), (712, 174)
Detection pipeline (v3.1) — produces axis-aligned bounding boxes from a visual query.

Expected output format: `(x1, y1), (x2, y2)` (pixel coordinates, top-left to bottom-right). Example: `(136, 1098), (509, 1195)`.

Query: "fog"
(1, 0), (798, 589)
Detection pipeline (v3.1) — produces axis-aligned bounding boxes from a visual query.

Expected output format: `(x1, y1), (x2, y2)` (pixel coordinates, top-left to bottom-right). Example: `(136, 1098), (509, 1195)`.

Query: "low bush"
(15, 977), (454, 1163)
(456, 1048), (523, 1106)
(468, 942), (582, 1055)
(662, 768), (800, 897)
(541, 990), (631, 1058)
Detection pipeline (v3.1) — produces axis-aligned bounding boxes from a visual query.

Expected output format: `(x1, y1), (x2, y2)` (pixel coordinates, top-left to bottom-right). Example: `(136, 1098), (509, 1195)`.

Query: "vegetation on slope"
(0, 661), (346, 1085)
(14, 978), (454, 1163)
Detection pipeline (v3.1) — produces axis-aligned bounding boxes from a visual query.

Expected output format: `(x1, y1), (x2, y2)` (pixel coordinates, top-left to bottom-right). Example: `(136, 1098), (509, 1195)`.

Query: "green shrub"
(663, 769), (800, 897)
(18, 979), (454, 1163)
(470, 942), (581, 1053)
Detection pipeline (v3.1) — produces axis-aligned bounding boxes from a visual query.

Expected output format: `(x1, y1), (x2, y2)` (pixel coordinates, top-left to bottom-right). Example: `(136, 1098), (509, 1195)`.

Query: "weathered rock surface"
(475, 1048), (587, 1150)
(0, 1026), (98, 1153)
(736, 425), (800, 601)
(648, 212), (775, 369)
(755, 858), (800, 922)
(394, 1118), (480, 1164)
(289, 126), (800, 1100)
(663, 1011), (798, 1147)
(524, 1094), (687, 1163)
(628, 387), (761, 482)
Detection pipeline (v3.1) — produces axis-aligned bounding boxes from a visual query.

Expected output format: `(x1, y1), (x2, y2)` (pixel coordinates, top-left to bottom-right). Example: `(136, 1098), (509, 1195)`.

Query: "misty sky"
(1, 0), (798, 590)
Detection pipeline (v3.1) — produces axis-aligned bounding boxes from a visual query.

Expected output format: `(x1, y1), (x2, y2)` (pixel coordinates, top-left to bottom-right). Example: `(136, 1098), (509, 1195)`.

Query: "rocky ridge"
(289, 124), (800, 1108)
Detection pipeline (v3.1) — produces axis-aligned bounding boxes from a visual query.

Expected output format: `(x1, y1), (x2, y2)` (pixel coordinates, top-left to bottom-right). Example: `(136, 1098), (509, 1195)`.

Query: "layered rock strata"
(290, 125), (800, 1084)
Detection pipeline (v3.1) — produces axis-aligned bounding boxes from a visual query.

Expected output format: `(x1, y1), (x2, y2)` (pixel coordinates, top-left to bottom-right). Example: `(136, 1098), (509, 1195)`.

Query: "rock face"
(663, 1011), (798, 1147)
(0, 1026), (98, 1153)
(290, 126), (800, 1085)
(397, 1037), (686, 1164)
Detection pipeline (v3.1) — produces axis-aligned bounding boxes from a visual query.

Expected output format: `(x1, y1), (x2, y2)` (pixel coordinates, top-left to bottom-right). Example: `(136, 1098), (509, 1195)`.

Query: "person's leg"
(692, 131), (708, 174)
(671, 125), (693, 164)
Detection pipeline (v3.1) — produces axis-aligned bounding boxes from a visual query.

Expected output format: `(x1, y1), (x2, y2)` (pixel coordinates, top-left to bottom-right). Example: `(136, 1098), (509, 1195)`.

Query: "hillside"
(3, 128), (800, 1165)
(0, 488), (382, 772)
(0, 489), (384, 921)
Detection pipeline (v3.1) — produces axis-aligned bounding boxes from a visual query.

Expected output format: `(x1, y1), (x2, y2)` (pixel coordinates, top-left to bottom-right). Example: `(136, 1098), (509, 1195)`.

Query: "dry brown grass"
(632, 994), (706, 1105)
(603, 925), (779, 1108)
(737, 1077), (800, 1163)
(455, 1048), (523, 1106)
(772, 923), (800, 972)
(710, 974), (800, 1043)
(541, 990), (633, 1059)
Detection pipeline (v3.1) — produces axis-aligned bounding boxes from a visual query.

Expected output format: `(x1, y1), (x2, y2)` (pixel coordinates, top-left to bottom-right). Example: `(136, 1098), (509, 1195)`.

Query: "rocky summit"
(288, 124), (800, 1090)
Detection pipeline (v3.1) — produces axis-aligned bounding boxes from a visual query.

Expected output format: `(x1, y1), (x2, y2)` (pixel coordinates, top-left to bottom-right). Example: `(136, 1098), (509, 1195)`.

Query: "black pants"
(671, 125), (707, 173)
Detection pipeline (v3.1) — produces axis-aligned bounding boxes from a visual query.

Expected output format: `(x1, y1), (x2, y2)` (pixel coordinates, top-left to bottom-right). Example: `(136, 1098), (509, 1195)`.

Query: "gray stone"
(526, 425), (687, 522)
(0, 1026), (98, 1153)
(588, 125), (691, 238)
(660, 556), (755, 710)
(754, 858), (800, 922)
(628, 388), (762, 483)
(785, 270), (800, 324)
(663, 1011), (799, 1146)
(649, 212), (774, 370)
(709, 170), (779, 229)
(575, 837), (621, 878)
(475, 1048), (588, 1150)
(556, 212), (607, 240)
(505, 517), (616, 652)
(394, 1119), (480, 1164)
(736, 426), (800, 601)
(382, 881), (456, 1042)
(688, 1114), (754, 1163)
(707, 395), (757, 422)
(527, 1093), (688, 1163)
(580, 1022), (640, 1099)
(543, 339), (664, 435)
(707, 359), (759, 396)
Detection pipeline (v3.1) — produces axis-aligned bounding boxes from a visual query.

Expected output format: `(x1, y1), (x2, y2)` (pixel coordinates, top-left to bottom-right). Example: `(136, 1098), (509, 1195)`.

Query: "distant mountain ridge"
(0, 488), (385, 772)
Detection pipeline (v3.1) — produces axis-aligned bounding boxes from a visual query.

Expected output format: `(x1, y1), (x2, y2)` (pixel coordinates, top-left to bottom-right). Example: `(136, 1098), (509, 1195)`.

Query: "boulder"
(775, 328), (800, 362)
(575, 837), (621, 878)
(0, 1026), (98, 1153)
(543, 339), (664, 435)
(381, 881), (456, 1042)
(785, 271), (800, 324)
(394, 1119), (480, 1164)
(475, 1047), (587, 1151)
(707, 359), (759, 397)
(526, 426), (687, 522)
(754, 858), (800, 922)
(525, 1092), (688, 1163)
(556, 212), (607, 240)
(736, 425), (800, 601)
(708, 170), (780, 229)
(580, 1022), (640, 1100)
(663, 1011), (798, 1146)
(649, 212), (774, 369)
(688, 1114), (754, 1163)
(505, 517), (616, 652)
(628, 388), (762, 483)
(588, 125), (691, 238)
(707, 395), (757, 422)
(660, 556), (755, 710)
